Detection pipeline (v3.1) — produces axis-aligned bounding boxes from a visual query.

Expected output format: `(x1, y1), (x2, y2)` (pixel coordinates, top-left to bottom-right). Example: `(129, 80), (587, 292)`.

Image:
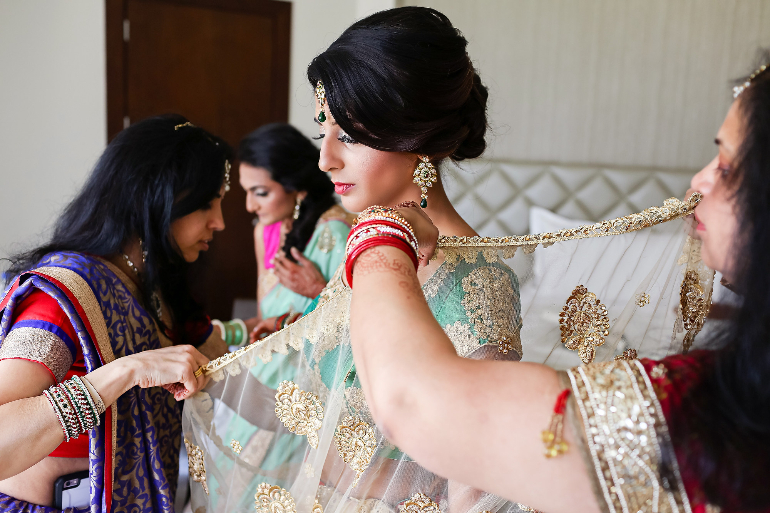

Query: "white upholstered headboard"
(443, 160), (697, 236)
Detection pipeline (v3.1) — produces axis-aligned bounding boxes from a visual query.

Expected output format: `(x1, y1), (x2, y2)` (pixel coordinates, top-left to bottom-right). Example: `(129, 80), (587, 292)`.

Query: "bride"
(185, 7), (709, 513)
(187, 6), (522, 511)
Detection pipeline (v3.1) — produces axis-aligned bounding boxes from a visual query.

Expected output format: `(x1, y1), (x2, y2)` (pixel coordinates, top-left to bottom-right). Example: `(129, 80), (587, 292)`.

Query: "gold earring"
(293, 197), (302, 220)
(413, 156), (437, 208)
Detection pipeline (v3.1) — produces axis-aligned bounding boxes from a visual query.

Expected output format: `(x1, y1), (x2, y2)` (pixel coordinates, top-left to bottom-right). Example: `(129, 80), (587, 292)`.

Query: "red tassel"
(542, 389), (571, 458)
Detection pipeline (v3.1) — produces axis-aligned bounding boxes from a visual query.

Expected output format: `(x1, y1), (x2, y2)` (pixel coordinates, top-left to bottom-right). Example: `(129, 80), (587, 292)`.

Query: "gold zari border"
(437, 194), (700, 249)
(566, 360), (692, 513)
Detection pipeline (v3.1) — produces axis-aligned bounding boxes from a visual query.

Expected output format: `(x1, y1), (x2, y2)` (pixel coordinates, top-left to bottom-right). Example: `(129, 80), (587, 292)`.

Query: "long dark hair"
(307, 7), (488, 162)
(670, 52), (770, 510)
(7, 114), (232, 342)
(238, 123), (335, 258)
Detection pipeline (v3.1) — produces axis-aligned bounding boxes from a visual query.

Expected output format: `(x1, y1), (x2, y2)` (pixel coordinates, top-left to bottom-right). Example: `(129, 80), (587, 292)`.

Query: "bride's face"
(315, 102), (421, 213)
(690, 100), (743, 281)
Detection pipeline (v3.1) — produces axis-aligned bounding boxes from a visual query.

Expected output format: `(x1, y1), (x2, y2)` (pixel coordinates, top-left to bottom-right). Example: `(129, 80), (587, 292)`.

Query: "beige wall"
(0, 0), (106, 266)
(401, 0), (770, 170)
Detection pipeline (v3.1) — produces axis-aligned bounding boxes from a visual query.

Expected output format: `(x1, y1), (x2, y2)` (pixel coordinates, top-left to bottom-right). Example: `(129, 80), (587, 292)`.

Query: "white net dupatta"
(183, 194), (713, 513)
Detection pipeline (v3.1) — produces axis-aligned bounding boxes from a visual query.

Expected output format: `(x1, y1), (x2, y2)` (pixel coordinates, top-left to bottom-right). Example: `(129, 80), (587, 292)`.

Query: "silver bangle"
(79, 375), (107, 416)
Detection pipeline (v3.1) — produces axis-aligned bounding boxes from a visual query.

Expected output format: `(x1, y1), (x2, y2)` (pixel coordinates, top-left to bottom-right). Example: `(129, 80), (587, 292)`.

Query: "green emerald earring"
(413, 156), (437, 208)
(315, 81), (327, 123)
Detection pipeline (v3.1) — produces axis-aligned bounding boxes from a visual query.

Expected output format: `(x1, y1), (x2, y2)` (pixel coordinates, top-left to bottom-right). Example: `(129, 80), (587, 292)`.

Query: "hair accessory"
(224, 160), (231, 192)
(293, 196), (302, 220)
(413, 156), (437, 208)
(315, 81), (327, 123)
(175, 121), (195, 130)
(733, 63), (769, 98)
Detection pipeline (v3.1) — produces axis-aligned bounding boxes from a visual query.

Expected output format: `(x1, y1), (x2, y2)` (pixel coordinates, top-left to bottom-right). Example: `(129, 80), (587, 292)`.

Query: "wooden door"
(106, 0), (290, 320)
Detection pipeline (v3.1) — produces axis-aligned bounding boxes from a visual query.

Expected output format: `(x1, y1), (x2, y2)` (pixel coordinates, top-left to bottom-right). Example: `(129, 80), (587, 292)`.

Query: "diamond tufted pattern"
(444, 160), (696, 236)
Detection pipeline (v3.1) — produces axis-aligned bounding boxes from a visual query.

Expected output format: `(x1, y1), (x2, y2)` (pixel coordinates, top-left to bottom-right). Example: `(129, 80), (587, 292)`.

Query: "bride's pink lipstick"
(334, 182), (354, 195)
(694, 212), (705, 231)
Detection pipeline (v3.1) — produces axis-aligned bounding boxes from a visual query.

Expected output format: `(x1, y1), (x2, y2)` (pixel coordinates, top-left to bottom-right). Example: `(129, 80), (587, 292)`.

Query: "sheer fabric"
(183, 195), (712, 513)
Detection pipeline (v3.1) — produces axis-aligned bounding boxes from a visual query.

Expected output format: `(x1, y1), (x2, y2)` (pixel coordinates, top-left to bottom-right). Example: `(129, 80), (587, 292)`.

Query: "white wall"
(401, 0), (770, 170)
(0, 0), (106, 267)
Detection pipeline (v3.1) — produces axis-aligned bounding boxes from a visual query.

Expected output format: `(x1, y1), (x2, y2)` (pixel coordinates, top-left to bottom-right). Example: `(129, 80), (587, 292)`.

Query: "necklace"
(122, 252), (164, 322)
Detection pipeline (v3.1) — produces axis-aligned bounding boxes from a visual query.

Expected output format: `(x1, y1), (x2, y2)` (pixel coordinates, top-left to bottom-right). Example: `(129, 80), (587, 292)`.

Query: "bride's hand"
(395, 202), (439, 267)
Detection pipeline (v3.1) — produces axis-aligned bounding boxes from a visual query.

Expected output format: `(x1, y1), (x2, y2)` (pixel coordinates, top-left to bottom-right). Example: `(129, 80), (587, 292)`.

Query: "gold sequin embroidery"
(274, 380), (325, 449)
(680, 270), (712, 352)
(566, 360), (691, 513)
(613, 349), (638, 361)
(184, 437), (209, 495)
(559, 285), (610, 364)
(317, 224), (337, 254)
(333, 415), (377, 486)
(399, 493), (441, 513)
(443, 321), (482, 357)
(230, 439), (243, 454)
(0, 327), (74, 383)
(312, 498), (324, 513)
(635, 292), (651, 307)
(460, 267), (523, 357)
(254, 483), (296, 513)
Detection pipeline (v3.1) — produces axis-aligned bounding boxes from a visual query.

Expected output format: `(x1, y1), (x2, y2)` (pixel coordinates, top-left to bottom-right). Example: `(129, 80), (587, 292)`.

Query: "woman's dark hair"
(238, 123), (335, 259)
(668, 51), (770, 510)
(307, 6), (488, 162)
(7, 114), (232, 342)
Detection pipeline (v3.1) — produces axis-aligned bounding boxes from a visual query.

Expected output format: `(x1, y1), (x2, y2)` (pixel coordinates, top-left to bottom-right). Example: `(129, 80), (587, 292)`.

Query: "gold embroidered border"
(33, 266), (119, 490)
(437, 195), (700, 249)
(566, 360), (692, 513)
(0, 327), (74, 382)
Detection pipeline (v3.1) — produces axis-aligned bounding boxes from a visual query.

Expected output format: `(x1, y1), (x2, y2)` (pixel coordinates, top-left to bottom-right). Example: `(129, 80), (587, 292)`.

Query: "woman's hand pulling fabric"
(124, 345), (210, 401)
(272, 247), (328, 298)
(395, 202), (439, 266)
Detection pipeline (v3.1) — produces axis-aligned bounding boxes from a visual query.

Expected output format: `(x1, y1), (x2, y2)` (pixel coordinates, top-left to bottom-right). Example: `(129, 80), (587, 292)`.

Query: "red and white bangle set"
(44, 375), (105, 442)
(345, 206), (419, 287)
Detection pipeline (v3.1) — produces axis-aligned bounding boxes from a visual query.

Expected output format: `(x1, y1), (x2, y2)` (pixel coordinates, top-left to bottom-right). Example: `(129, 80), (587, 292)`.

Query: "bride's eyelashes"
(311, 132), (358, 144)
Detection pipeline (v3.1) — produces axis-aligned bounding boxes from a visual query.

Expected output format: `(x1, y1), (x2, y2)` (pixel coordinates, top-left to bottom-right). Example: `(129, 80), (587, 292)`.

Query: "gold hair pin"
(174, 121), (195, 130)
(224, 160), (231, 192)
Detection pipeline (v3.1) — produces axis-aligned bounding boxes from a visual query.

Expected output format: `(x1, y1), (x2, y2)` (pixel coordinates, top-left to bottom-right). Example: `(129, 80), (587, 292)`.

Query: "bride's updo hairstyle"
(307, 6), (488, 162)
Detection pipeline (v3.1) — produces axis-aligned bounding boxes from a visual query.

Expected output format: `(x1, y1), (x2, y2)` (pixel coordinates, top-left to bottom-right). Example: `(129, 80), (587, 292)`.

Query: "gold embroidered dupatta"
(183, 195), (712, 513)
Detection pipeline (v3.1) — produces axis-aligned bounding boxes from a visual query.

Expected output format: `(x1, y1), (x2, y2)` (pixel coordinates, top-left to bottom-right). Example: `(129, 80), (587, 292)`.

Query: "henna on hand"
(354, 248), (424, 301)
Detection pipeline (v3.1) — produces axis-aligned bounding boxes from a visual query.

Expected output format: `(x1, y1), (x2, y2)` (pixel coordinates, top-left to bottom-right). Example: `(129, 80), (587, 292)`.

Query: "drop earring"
(293, 197), (302, 220)
(315, 81), (327, 123)
(413, 156), (437, 208)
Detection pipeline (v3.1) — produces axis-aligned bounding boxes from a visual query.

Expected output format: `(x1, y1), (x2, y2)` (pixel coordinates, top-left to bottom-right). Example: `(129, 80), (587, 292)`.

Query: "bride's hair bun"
(308, 6), (489, 163)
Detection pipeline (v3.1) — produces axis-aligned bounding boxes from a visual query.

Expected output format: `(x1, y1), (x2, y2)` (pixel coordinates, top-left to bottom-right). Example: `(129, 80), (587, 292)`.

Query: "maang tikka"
(315, 81), (327, 123)
(413, 156), (437, 208)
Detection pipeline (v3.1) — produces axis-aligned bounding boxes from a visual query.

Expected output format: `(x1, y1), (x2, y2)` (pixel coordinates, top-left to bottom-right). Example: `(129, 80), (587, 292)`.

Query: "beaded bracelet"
(44, 376), (102, 441)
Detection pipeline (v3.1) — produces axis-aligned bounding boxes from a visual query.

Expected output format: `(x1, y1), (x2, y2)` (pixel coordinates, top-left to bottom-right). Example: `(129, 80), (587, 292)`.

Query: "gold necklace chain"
(122, 252), (163, 322)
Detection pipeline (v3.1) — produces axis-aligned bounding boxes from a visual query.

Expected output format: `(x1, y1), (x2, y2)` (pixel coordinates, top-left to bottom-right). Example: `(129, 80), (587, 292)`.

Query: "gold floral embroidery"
(559, 285), (610, 364)
(399, 493), (441, 513)
(312, 498), (324, 513)
(680, 270), (712, 352)
(515, 505), (543, 513)
(254, 483), (296, 513)
(184, 437), (209, 495)
(317, 224), (337, 254)
(230, 439), (242, 455)
(635, 292), (650, 307)
(344, 386), (374, 424)
(461, 267), (523, 357)
(422, 260), (456, 300)
(443, 321), (482, 357)
(333, 415), (378, 486)
(613, 349), (638, 361)
(274, 380), (325, 449)
(566, 360), (691, 513)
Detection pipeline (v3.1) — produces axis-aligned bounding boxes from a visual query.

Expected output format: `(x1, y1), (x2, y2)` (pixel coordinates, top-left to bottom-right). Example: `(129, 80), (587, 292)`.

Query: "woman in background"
(0, 115), (229, 512)
(215, 123), (352, 345)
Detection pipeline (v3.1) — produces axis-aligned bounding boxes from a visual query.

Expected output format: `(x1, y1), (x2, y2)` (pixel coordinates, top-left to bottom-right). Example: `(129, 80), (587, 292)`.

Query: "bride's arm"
(349, 245), (600, 513)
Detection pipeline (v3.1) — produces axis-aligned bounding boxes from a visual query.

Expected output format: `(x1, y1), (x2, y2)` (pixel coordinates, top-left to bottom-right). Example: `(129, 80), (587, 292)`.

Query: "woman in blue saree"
(0, 115), (229, 512)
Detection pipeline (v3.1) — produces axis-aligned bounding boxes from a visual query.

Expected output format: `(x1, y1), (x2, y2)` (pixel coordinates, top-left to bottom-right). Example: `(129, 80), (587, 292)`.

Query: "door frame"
(105, 0), (291, 142)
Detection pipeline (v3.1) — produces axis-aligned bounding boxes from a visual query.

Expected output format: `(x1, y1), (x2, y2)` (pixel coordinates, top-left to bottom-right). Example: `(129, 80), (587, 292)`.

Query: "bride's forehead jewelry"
(224, 159), (231, 192)
(733, 63), (768, 98)
(175, 121), (195, 130)
(315, 81), (327, 123)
